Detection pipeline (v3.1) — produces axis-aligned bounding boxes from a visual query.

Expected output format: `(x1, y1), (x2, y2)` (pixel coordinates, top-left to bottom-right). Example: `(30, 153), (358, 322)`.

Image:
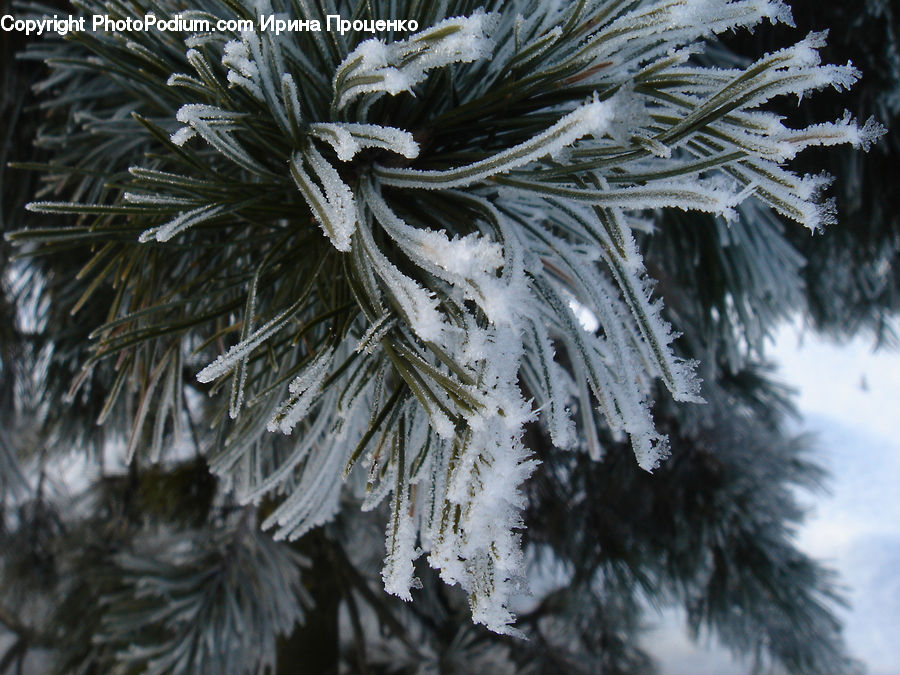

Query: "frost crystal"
(310, 123), (420, 161)
(332, 10), (499, 111)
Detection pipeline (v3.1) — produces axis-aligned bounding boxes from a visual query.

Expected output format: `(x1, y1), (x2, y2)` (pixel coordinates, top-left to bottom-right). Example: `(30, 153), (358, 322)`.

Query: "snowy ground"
(651, 321), (900, 674)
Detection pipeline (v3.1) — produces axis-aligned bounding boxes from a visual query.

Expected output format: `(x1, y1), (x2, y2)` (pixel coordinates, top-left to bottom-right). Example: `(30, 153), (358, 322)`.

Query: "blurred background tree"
(1, 0), (896, 673)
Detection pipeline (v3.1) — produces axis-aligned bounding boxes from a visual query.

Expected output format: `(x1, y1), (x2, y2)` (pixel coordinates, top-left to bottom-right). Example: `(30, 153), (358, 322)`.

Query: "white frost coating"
(290, 146), (357, 252)
(668, 0), (792, 30)
(548, 198), (703, 403)
(382, 483), (421, 601)
(361, 179), (520, 326)
(578, 0), (794, 74)
(262, 395), (350, 541)
(528, 319), (577, 449)
(355, 314), (396, 354)
(238, 398), (335, 503)
(527, 234), (677, 471)
(171, 104), (269, 175)
(223, 39), (257, 79)
(376, 96), (613, 189)
(229, 310), (253, 419)
(356, 208), (447, 344)
(242, 25), (291, 133)
(268, 348), (335, 434)
(163, 0), (886, 639)
(427, 345), (539, 634)
(281, 73), (303, 129)
(139, 204), (226, 243)
(363, 180), (504, 279)
(333, 10), (499, 111)
(305, 146), (356, 237)
(197, 301), (301, 383)
(124, 193), (196, 206)
(170, 126), (196, 146)
(776, 112), (887, 155)
(428, 409), (456, 440)
(353, 184), (542, 630)
(440, 363), (532, 627)
(223, 36), (263, 100)
(310, 123), (420, 161)
(175, 104), (243, 124)
(502, 178), (744, 220)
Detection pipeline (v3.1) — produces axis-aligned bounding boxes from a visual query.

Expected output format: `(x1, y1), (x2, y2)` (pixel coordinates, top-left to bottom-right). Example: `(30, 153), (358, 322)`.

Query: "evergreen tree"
(1, 0), (895, 672)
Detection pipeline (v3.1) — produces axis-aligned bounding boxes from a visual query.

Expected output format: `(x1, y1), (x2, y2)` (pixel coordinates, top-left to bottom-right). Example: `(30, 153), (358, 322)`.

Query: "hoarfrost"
(148, 0), (887, 639)
(290, 146), (358, 251)
(332, 10), (500, 111)
(376, 96), (613, 189)
(310, 123), (419, 161)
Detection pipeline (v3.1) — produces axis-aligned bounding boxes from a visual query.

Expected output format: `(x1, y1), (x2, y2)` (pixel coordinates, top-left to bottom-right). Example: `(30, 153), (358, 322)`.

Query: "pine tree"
(1, 0), (895, 672)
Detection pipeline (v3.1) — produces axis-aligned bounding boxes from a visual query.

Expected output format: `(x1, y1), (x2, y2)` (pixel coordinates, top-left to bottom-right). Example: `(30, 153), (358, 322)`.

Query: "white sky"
(652, 320), (900, 674)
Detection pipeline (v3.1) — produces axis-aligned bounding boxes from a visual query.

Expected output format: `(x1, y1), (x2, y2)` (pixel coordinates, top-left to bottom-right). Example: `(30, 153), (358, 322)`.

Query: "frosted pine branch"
(16, 0), (885, 639)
